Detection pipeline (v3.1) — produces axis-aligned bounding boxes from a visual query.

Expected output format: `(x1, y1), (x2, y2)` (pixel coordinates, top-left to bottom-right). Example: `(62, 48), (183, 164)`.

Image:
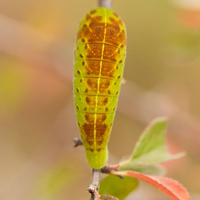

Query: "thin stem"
(111, 170), (126, 176)
(99, 0), (112, 9)
(88, 169), (101, 200)
(73, 138), (83, 147)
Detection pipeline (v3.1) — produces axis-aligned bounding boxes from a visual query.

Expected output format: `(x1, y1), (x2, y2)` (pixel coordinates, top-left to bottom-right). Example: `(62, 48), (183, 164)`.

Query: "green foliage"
(120, 164), (166, 176)
(34, 161), (76, 200)
(169, 29), (200, 51)
(120, 118), (184, 167)
(0, 61), (27, 111)
(99, 175), (138, 200)
(99, 118), (186, 199)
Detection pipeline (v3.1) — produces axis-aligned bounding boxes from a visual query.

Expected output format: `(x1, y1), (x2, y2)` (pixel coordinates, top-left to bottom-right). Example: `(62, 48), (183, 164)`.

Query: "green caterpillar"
(74, 7), (126, 169)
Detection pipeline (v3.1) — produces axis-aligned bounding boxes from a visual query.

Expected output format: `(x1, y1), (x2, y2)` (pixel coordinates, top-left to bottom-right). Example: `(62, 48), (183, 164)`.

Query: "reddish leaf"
(113, 171), (191, 200)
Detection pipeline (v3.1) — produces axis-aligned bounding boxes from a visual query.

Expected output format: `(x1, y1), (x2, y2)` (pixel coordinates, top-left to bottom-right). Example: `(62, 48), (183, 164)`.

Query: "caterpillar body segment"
(74, 7), (126, 169)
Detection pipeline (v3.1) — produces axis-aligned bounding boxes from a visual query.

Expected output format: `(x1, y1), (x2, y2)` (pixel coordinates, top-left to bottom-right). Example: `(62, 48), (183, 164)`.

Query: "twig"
(99, 0), (112, 9)
(73, 138), (83, 147)
(101, 165), (124, 179)
(88, 169), (101, 200)
(101, 164), (119, 174)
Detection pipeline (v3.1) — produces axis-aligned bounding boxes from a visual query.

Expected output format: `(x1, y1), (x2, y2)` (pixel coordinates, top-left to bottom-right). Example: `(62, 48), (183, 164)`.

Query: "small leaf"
(120, 118), (184, 166)
(120, 163), (166, 176)
(115, 171), (191, 200)
(99, 175), (138, 200)
(100, 195), (119, 200)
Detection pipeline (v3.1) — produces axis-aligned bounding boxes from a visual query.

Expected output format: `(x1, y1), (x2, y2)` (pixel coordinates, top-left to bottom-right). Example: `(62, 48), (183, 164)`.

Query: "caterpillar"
(74, 7), (126, 169)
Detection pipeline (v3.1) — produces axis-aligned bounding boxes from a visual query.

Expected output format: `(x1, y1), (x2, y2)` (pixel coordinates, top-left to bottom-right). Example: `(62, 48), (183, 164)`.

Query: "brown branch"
(88, 169), (101, 200)
(73, 138), (83, 147)
(99, 0), (112, 9)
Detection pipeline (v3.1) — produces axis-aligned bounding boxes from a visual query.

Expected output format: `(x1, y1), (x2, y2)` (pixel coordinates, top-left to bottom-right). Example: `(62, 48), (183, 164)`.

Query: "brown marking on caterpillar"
(85, 114), (89, 121)
(77, 17), (104, 42)
(82, 123), (94, 139)
(103, 44), (118, 62)
(96, 114), (107, 124)
(95, 16), (103, 21)
(109, 17), (116, 23)
(86, 96), (91, 104)
(103, 97), (108, 105)
(119, 30), (126, 42)
(90, 9), (97, 15)
(101, 61), (116, 77)
(87, 43), (102, 59)
(97, 141), (104, 145)
(88, 148), (94, 152)
(99, 79), (110, 93)
(85, 60), (100, 75)
(97, 148), (103, 152)
(106, 21), (126, 45)
(81, 113), (109, 142)
(87, 78), (98, 90)
(89, 19), (98, 28)
(113, 12), (119, 18)
(87, 141), (94, 146)
(102, 114), (107, 121)
(85, 114), (95, 124)
(96, 125), (108, 140)
(86, 14), (91, 20)
(85, 96), (96, 106)
(95, 26), (104, 34)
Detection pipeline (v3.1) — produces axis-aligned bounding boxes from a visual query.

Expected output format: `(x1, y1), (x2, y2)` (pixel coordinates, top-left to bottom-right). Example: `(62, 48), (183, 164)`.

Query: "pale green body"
(74, 7), (126, 169)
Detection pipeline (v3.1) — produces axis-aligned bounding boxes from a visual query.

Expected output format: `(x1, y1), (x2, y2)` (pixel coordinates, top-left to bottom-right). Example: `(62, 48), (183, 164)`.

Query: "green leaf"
(34, 161), (76, 200)
(99, 175), (138, 200)
(120, 164), (166, 176)
(120, 118), (184, 166)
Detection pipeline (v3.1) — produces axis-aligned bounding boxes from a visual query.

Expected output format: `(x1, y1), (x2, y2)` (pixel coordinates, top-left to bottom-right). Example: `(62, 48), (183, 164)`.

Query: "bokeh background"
(0, 0), (200, 199)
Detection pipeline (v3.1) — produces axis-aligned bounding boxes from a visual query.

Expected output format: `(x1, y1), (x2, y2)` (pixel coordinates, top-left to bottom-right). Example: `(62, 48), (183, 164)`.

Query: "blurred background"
(0, 0), (199, 199)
